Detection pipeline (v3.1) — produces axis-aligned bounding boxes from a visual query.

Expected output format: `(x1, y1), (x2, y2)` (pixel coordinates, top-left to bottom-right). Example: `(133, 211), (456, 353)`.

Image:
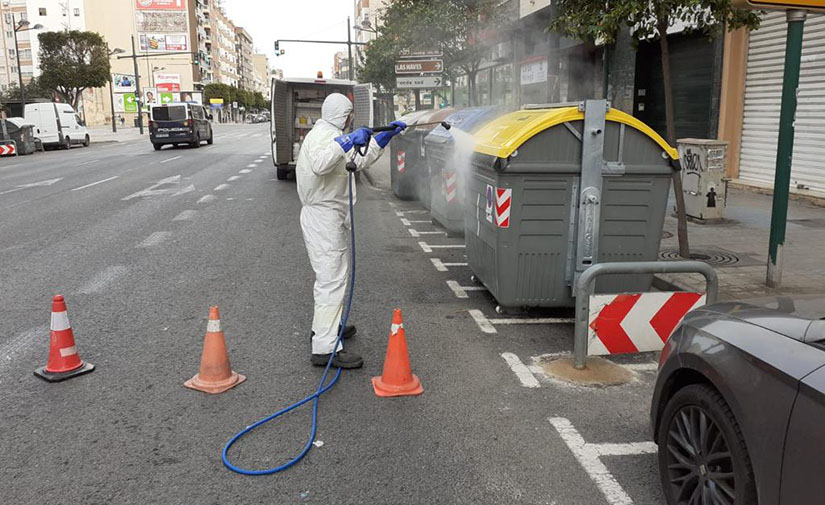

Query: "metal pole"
(347, 17), (353, 81)
(107, 44), (117, 133)
(602, 45), (609, 99)
(13, 15), (25, 110)
(131, 35), (144, 135)
(766, 9), (806, 288)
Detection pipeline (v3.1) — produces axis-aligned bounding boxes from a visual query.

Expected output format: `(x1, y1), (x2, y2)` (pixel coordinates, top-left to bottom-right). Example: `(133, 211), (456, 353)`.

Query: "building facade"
(234, 26), (253, 89)
(251, 52), (268, 95)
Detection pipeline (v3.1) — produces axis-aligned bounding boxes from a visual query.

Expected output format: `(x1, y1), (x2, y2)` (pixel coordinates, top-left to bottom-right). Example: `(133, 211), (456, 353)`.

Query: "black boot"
(310, 325), (356, 341)
(311, 350), (363, 369)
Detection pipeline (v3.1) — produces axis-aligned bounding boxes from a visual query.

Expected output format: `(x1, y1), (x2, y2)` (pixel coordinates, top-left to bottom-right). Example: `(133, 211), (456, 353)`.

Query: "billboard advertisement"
(155, 73), (181, 92)
(135, 0), (186, 10)
(139, 34), (189, 52)
(112, 73), (136, 92)
(135, 0), (188, 53)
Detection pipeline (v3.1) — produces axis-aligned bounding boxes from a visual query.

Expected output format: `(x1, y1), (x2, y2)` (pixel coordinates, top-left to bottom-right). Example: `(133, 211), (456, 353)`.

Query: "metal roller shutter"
(739, 11), (825, 192)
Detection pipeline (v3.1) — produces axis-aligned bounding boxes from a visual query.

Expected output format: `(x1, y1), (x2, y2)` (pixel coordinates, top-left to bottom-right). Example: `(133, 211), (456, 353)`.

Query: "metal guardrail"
(573, 261), (719, 369)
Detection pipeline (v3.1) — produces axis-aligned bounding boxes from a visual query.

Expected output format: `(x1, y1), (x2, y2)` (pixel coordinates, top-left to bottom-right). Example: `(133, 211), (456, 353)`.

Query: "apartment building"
(209, 1), (237, 87)
(251, 52), (269, 95)
(234, 26), (252, 89)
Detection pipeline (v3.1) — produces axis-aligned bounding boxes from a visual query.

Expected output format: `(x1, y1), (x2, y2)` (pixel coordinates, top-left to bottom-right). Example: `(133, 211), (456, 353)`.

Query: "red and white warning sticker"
(397, 151), (406, 173)
(495, 188), (512, 228)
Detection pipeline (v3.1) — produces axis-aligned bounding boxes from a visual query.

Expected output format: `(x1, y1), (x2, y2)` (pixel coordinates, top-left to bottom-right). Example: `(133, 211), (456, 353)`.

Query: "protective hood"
(321, 93), (353, 130)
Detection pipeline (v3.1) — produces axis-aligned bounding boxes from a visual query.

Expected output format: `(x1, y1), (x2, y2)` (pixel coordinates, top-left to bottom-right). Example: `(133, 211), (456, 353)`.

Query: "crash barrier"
(573, 261), (719, 369)
(465, 100), (679, 311)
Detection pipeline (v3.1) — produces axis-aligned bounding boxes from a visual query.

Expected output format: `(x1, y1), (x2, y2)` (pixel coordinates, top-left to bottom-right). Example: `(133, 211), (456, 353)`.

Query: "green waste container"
(465, 100), (679, 310)
(391, 108), (455, 206)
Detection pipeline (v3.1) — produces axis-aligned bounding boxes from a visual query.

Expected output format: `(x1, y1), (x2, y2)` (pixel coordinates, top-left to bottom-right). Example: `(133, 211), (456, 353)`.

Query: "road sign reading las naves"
(396, 76), (445, 89)
(395, 59), (443, 74)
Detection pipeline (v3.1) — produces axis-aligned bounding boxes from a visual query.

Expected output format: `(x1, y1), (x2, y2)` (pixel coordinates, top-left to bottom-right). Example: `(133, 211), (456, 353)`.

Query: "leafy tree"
(550, 0), (760, 257)
(358, 36), (398, 93)
(37, 30), (110, 109)
(204, 82), (233, 104)
(0, 77), (52, 112)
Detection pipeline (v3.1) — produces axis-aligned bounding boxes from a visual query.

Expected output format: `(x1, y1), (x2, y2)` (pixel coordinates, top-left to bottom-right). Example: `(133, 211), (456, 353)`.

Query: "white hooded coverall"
(296, 93), (384, 355)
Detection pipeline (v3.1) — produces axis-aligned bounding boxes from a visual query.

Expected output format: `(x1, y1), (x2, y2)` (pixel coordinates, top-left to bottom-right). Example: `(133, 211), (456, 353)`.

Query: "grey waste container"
(425, 107), (503, 236)
(465, 100), (679, 309)
(1, 118), (36, 155)
(390, 108), (455, 205)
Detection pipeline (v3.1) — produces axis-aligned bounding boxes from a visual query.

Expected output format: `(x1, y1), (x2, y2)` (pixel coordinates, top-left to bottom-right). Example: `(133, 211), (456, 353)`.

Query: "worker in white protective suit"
(296, 93), (406, 368)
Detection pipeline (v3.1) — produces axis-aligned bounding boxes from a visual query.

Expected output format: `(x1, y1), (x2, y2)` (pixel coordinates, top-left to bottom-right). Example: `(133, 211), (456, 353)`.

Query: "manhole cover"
(658, 249), (740, 266)
(661, 231), (674, 239)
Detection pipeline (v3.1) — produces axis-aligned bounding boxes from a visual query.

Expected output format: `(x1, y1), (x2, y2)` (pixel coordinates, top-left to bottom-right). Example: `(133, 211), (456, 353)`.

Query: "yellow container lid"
(472, 106), (678, 160)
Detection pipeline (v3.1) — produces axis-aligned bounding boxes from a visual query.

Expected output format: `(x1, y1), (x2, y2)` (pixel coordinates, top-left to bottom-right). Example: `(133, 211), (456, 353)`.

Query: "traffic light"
(193, 53), (200, 65)
(274, 40), (279, 55)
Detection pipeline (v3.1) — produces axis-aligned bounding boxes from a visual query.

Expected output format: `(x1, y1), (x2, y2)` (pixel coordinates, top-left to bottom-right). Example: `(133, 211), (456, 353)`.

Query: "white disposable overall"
(296, 93), (384, 355)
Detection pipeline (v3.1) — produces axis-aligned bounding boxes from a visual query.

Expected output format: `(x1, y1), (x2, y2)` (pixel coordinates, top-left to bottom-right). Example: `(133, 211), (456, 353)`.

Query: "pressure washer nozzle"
(441, 122), (451, 130)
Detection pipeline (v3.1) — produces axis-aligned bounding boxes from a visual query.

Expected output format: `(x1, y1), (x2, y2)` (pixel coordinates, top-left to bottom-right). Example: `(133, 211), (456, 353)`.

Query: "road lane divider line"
(72, 159), (100, 167)
(173, 209), (198, 221)
(214, 183), (230, 191)
(198, 194), (216, 204)
(77, 266), (128, 294)
(446, 280), (486, 298)
(418, 241), (465, 253)
(227, 176), (240, 181)
(501, 353), (541, 388)
(160, 155), (182, 164)
(136, 231), (172, 248)
(239, 169), (252, 174)
(70, 176), (119, 192)
(549, 417), (654, 505)
(409, 229), (446, 237)
(246, 164), (258, 168)
(430, 258), (468, 272)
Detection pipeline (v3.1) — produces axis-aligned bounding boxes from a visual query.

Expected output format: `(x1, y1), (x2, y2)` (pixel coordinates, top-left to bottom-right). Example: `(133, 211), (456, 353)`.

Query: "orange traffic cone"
(34, 295), (95, 382)
(184, 306), (246, 394)
(372, 309), (424, 397)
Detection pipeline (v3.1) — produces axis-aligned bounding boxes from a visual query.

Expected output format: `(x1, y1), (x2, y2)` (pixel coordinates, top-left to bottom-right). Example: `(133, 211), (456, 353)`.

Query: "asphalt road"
(0, 123), (665, 504)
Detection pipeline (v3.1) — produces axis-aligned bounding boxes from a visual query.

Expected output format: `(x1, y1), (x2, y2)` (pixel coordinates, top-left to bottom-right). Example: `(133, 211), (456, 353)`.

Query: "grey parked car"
(651, 296), (825, 505)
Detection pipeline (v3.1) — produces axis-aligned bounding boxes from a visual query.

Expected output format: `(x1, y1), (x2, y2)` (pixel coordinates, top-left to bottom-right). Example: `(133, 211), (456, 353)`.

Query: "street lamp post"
(12, 14), (43, 113)
(107, 45), (125, 133)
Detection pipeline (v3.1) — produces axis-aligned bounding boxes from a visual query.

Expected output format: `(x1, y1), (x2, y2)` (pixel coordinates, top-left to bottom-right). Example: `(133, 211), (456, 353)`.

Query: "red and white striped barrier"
(397, 151), (406, 173)
(587, 292), (705, 355)
(444, 170), (457, 203)
(495, 188), (511, 228)
(0, 142), (16, 156)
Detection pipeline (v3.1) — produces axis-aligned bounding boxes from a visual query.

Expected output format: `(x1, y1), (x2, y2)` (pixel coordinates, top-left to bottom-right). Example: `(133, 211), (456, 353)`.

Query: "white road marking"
(160, 155), (182, 164)
(396, 210), (428, 216)
(418, 242), (465, 253)
(172, 184), (196, 196)
(136, 231), (172, 248)
(247, 164), (258, 168)
(227, 176), (240, 181)
(400, 218), (411, 226)
(549, 417), (656, 505)
(489, 317), (575, 325)
(409, 229), (446, 237)
(239, 169), (252, 174)
(446, 280), (486, 298)
(468, 309), (497, 334)
(501, 353), (540, 388)
(72, 159), (99, 167)
(251, 133), (263, 137)
(173, 209), (197, 221)
(407, 220), (431, 223)
(226, 197), (235, 201)
(71, 176), (119, 192)
(0, 177), (63, 195)
(430, 258), (468, 271)
(197, 194), (216, 204)
(621, 363), (659, 372)
(77, 266), (127, 294)
(122, 175), (181, 200)
(0, 326), (47, 377)
(214, 183), (230, 191)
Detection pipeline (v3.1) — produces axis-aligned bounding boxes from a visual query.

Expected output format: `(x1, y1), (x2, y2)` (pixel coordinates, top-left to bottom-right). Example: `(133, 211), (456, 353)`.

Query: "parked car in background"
(149, 103), (213, 150)
(24, 102), (89, 149)
(651, 296), (825, 505)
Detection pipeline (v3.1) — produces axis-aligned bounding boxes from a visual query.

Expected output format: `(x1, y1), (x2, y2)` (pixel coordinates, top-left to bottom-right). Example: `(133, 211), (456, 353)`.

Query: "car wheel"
(83, 134), (90, 147)
(191, 133), (200, 148)
(276, 166), (289, 181)
(153, 143), (163, 151)
(657, 384), (757, 505)
(63, 137), (71, 150)
(207, 129), (214, 145)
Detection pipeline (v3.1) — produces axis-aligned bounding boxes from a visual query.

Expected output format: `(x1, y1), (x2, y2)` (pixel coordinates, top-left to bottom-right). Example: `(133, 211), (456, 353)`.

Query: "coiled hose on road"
(221, 170), (358, 475)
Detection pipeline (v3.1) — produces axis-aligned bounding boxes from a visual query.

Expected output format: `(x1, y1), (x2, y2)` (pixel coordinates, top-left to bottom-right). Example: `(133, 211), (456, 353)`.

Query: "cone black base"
(34, 361), (94, 382)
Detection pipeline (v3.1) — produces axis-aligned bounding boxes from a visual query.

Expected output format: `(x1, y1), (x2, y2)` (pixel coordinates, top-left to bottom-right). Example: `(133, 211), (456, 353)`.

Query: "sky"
(222, 0), (356, 79)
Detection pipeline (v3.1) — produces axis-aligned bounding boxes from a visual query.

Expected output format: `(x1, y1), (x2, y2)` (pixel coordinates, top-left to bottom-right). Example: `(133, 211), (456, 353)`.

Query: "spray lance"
(346, 121), (452, 164)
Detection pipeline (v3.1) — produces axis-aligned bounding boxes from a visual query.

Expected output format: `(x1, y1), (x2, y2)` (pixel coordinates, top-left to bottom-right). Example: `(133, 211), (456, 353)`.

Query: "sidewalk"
(658, 187), (825, 300)
(88, 125), (144, 143)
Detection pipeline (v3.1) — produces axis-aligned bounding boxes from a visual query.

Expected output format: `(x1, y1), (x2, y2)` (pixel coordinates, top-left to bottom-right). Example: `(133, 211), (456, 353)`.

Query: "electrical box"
(677, 139), (729, 221)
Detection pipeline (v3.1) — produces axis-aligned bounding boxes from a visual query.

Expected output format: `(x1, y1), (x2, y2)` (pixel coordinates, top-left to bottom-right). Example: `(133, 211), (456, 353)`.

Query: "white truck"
(24, 102), (90, 149)
(269, 77), (375, 180)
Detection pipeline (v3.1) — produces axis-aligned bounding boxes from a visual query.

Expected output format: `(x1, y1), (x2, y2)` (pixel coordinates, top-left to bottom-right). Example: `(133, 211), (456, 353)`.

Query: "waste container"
(426, 107), (503, 236)
(0, 118), (37, 155)
(391, 108), (455, 205)
(465, 100), (678, 309)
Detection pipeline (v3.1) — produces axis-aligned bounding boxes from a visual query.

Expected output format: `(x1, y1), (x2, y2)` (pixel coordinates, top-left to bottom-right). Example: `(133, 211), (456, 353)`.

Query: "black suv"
(149, 103), (213, 150)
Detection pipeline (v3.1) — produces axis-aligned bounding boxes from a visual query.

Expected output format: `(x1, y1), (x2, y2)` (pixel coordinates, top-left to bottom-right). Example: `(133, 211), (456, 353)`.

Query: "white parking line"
(197, 194), (216, 204)
(549, 417), (656, 505)
(621, 363), (659, 372)
(430, 258), (468, 272)
(468, 310), (574, 334)
(160, 155), (182, 164)
(418, 241), (465, 253)
(446, 280), (487, 298)
(468, 309), (496, 333)
(395, 210), (428, 216)
(400, 218), (411, 226)
(77, 266), (127, 294)
(227, 175), (240, 181)
(137, 231), (172, 248)
(71, 176), (119, 192)
(409, 229), (446, 237)
(501, 353), (541, 388)
(214, 183), (230, 191)
(239, 169), (252, 174)
(407, 220), (431, 223)
(173, 209), (197, 221)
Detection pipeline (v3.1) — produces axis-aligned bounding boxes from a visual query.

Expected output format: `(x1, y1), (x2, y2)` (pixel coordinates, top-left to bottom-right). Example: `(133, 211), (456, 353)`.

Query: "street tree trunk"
(658, 19), (691, 258)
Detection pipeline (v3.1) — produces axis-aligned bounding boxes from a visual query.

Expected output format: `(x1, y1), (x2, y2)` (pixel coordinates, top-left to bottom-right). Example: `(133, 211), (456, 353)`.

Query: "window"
(39, 7), (47, 16)
(74, 8), (80, 16)
(152, 105), (187, 121)
(6, 31), (12, 39)
(11, 66), (17, 74)
(8, 49), (15, 58)
(4, 14), (12, 24)
(19, 49), (31, 60)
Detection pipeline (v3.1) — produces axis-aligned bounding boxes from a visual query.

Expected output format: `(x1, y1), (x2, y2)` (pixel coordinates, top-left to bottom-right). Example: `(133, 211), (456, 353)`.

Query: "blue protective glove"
(374, 121), (407, 148)
(334, 127), (373, 153)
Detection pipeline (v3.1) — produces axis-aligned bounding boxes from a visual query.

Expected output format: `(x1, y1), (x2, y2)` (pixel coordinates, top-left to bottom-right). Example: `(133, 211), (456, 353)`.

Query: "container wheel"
(276, 166), (289, 181)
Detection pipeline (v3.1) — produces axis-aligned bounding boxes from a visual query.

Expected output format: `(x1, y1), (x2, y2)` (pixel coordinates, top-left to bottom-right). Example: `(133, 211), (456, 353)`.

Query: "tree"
(550, 0), (760, 258)
(37, 30), (110, 109)
(358, 36), (398, 93)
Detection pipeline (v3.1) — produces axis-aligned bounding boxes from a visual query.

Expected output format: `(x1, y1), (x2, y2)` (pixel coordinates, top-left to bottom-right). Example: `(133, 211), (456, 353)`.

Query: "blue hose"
(222, 171), (358, 475)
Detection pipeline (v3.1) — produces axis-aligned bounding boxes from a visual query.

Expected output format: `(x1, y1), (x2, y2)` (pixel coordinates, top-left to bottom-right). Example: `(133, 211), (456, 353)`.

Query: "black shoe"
(310, 325), (356, 341)
(311, 350), (363, 369)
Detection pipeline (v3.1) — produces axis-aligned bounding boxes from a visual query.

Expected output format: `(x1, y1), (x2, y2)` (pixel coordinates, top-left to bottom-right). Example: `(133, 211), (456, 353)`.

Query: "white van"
(24, 102), (90, 149)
